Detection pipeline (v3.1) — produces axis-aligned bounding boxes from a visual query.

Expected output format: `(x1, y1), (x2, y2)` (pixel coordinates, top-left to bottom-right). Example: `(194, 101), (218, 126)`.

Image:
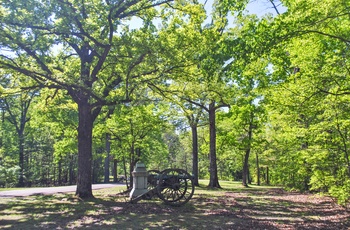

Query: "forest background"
(0, 0), (349, 206)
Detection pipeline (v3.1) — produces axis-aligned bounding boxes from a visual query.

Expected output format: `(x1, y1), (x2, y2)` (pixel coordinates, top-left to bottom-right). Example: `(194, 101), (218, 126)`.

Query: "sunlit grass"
(0, 187), (28, 191)
(196, 179), (280, 193)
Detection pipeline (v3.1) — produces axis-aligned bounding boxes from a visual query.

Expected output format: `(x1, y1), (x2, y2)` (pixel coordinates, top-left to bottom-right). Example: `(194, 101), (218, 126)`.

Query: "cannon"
(130, 168), (195, 206)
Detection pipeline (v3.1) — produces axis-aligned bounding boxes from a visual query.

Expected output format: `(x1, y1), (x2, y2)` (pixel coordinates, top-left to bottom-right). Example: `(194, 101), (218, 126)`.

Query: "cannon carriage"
(130, 168), (195, 206)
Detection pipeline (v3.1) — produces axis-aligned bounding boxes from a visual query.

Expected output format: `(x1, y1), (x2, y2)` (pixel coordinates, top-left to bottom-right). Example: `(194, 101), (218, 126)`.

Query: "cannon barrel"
(130, 168), (195, 206)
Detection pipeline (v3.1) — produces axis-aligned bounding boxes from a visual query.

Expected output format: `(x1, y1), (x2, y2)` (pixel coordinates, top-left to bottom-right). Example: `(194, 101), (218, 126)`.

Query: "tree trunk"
(129, 143), (136, 188)
(113, 159), (118, 183)
(4, 97), (31, 187)
(104, 133), (111, 183)
(122, 156), (129, 189)
(58, 161), (62, 185)
(75, 103), (94, 198)
(104, 108), (114, 183)
(335, 122), (350, 178)
(242, 116), (253, 187)
(18, 134), (25, 187)
(69, 154), (74, 185)
(266, 166), (270, 185)
(256, 152), (260, 186)
(191, 125), (199, 186)
(208, 102), (220, 188)
(242, 148), (250, 187)
(248, 166), (252, 184)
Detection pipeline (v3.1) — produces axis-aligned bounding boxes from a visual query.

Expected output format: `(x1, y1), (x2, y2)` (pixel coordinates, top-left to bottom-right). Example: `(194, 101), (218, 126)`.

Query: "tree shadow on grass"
(0, 188), (349, 230)
(203, 188), (350, 230)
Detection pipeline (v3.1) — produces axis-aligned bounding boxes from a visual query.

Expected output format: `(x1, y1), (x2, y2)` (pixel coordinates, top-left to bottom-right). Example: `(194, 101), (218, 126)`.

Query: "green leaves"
(105, 103), (167, 164)
(262, 0), (350, 202)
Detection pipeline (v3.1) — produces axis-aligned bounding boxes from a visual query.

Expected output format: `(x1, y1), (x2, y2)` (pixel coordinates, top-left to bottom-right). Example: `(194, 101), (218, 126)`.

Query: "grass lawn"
(0, 187), (28, 192)
(0, 180), (349, 229)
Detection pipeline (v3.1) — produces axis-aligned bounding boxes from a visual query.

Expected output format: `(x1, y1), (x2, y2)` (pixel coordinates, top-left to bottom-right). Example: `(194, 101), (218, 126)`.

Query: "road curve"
(0, 183), (125, 197)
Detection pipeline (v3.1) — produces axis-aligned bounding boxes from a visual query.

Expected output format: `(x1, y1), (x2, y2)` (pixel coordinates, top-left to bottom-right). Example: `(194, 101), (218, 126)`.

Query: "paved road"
(0, 183), (125, 197)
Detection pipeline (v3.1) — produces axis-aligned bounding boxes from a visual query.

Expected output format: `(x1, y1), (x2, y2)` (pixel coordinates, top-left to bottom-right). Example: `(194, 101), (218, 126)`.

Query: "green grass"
(0, 187), (28, 191)
(0, 181), (348, 230)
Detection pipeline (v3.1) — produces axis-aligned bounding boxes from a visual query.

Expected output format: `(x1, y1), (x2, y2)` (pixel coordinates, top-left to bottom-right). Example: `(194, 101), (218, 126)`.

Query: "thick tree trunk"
(191, 125), (199, 186)
(76, 103), (94, 198)
(242, 148), (250, 187)
(208, 103), (220, 188)
(104, 133), (111, 183)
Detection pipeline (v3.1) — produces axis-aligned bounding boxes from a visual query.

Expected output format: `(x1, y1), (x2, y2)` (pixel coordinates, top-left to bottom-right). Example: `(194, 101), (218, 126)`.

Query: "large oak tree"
(0, 0), (201, 198)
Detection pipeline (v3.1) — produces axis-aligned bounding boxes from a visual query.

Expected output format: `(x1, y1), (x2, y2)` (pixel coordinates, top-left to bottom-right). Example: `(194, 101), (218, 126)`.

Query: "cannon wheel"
(157, 168), (194, 206)
(147, 170), (160, 190)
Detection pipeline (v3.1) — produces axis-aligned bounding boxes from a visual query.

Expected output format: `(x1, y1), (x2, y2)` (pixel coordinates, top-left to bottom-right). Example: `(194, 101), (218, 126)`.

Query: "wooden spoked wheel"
(147, 169), (160, 190)
(157, 168), (195, 206)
